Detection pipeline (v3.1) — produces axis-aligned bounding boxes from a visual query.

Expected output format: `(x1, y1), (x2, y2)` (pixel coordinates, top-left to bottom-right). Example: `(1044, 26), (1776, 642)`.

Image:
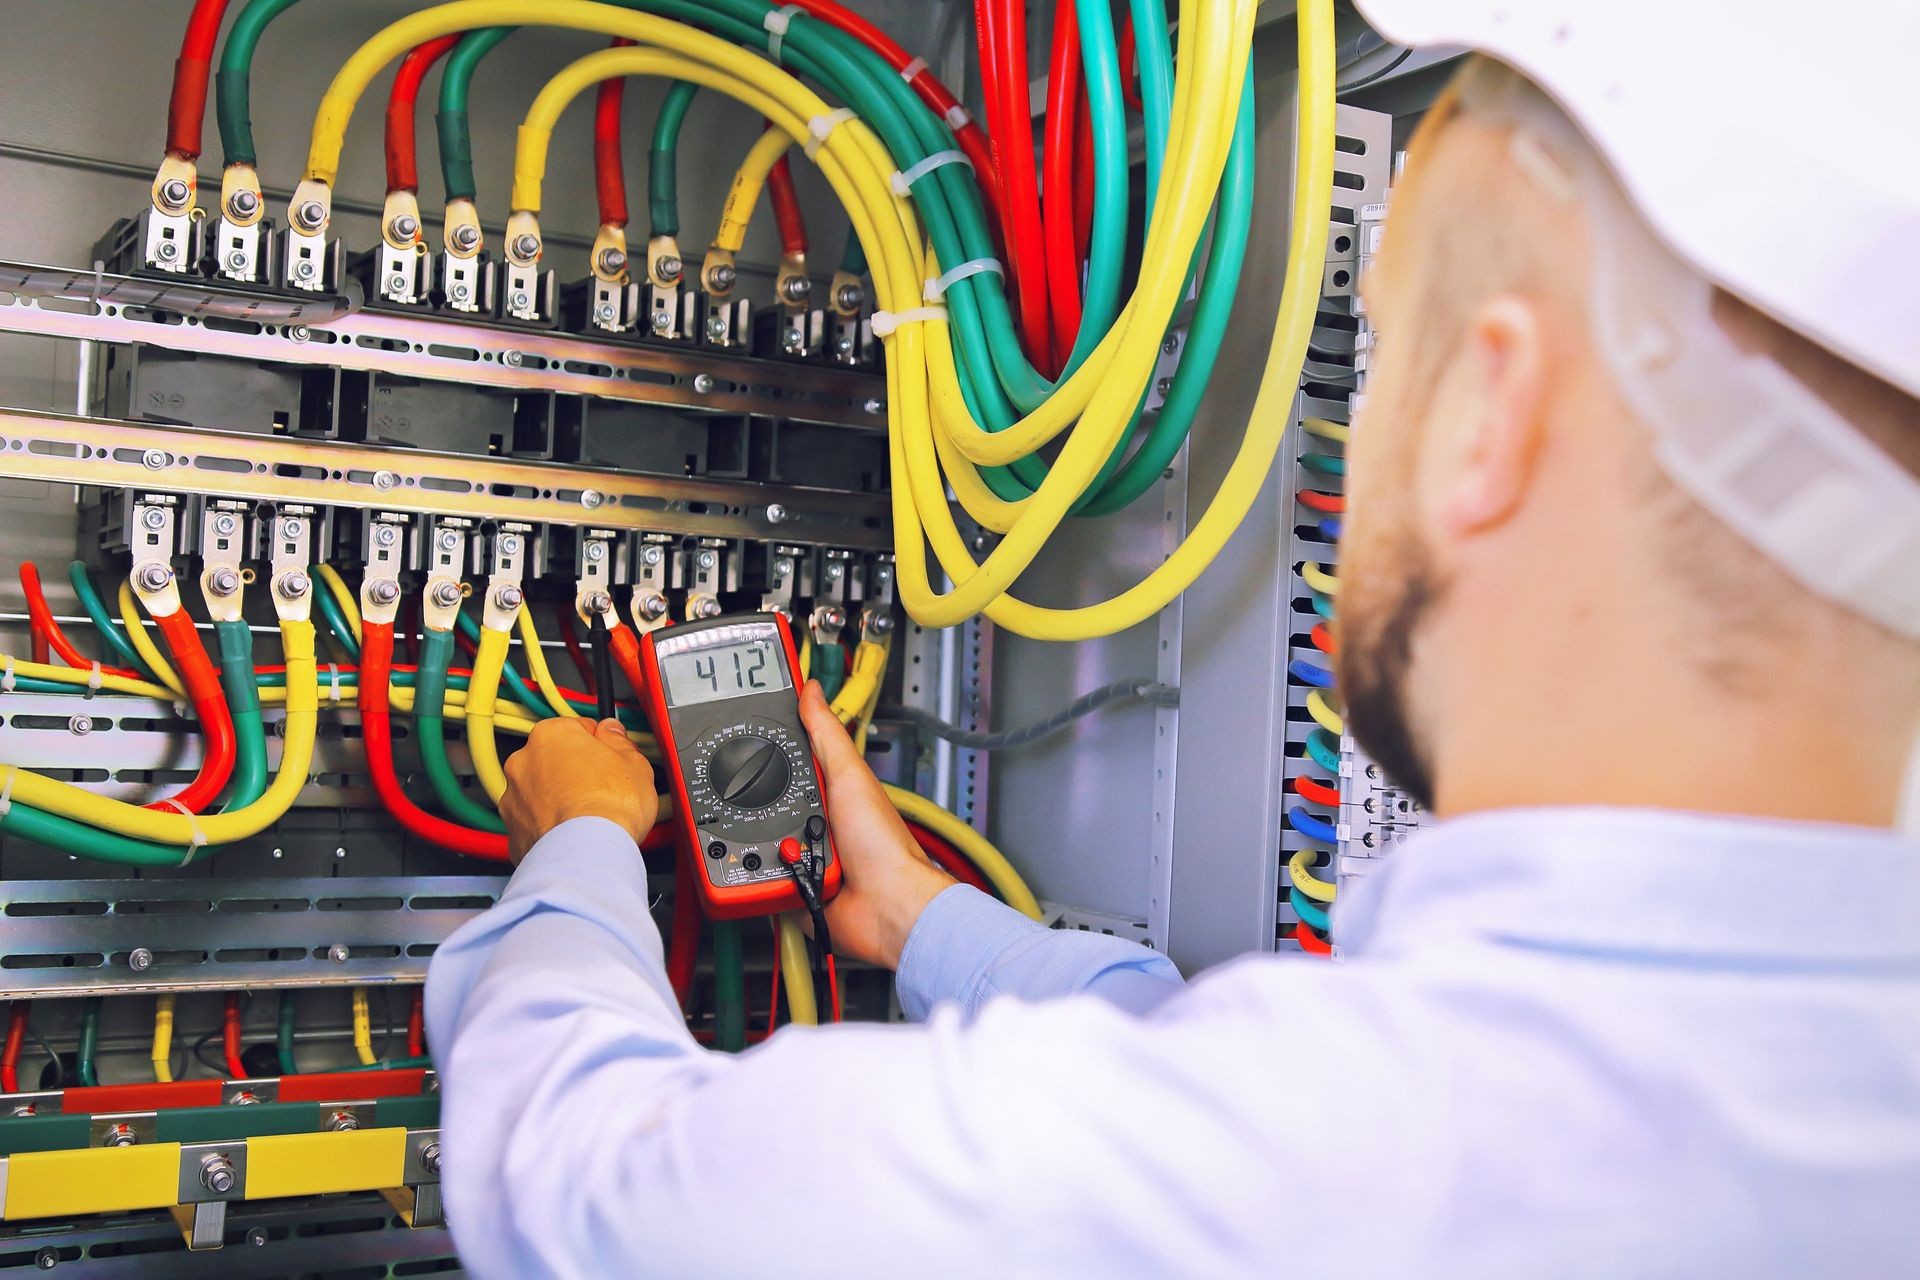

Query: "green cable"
(413, 629), (507, 833)
(813, 639), (846, 702)
(1290, 885), (1332, 933)
(711, 921), (747, 1052)
(214, 0), (304, 167)
(214, 621), (269, 812)
(76, 998), (102, 1085)
(1311, 593), (1335, 621)
(839, 224), (867, 276)
(343, 1055), (433, 1072)
(650, 80), (700, 238)
(1301, 453), (1347, 477)
(1306, 728), (1342, 775)
(437, 26), (517, 202)
(312, 583), (361, 663)
(452, 610), (550, 719)
(276, 992), (298, 1076)
(67, 562), (158, 681)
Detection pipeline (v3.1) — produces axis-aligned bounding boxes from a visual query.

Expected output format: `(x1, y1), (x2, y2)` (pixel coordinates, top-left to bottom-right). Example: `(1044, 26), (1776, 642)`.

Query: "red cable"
(904, 821), (992, 895)
(554, 603), (595, 694)
(1041, 0), (1084, 362)
(1297, 490), (1346, 514)
(667, 867), (701, 1009)
(1295, 923), (1334, 956)
(1293, 775), (1341, 808)
(454, 625), (478, 661)
(359, 620), (510, 860)
(221, 994), (246, 1079)
(166, 0), (232, 160)
(1072, 85), (1094, 260)
(385, 34), (463, 194)
(979, 0), (1053, 370)
(19, 563), (139, 679)
(764, 124), (809, 256)
(2, 1002), (26, 1093)
(766, 931), (782, 1034)
(1310, 622), (1337, 657)
(407, 988), (426, 1059)
(825, 955), (842, 1022)
(593, 38), (635, 227)
(144, 609), (237, 815)
(787, 0), (1006, 245)
(1117, 11), (1143, 112)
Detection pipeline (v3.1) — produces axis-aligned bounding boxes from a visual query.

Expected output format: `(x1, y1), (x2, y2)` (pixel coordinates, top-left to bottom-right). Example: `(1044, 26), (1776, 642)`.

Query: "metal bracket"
(361, 512), (411, 625)
(682, 539), (726, 620)
(481, 523), (530, 632)
(267, 506), (315, 623)
(759, 543), (807, 617)
(576, 529), (620, 626)
(198, 500), (249, 623)
(128, 494), (183, 618)
(420, 520), (471, 633)
(630, 534), (675, 632)
(91, 1113), (160, 1148)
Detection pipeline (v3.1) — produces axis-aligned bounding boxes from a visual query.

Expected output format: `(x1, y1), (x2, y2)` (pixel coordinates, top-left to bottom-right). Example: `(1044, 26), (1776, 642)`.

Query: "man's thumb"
(798, 681), (861, 774)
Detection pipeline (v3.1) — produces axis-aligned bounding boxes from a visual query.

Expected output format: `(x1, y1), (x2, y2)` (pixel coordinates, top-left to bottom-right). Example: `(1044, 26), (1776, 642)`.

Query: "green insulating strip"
(215, 0), (305, 167)
(839, 224), (867, 276)
(344, 1056), (433, 1072)
(1306, 728), (1341, 775)
(155, 1101), (318, 1145)
(1311, 593), (1335, 621)
(0, 1113), (92, 1158)
(374, 1094), (441, 1131)
(415, 628), (507, 833)
(68, 561), (157, 681)
(649, 80), (700, 238)
(813, 640), (846, 702)
(711, 921), (746, 1052)
(77, 999), (101, 1087)
(437, 26), (516, 201)
(313, 585), (361, 662)
(451, 610), (549, 719)
(1301, 453), (1347, 477)
(277, 993), (299, 1076)
(1290, 885), (1332, 933)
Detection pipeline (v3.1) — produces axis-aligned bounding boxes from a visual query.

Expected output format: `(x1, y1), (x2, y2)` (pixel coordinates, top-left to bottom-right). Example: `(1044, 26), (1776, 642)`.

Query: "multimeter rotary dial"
(685, 720), (814, 834)
(708, 734), (791, 809)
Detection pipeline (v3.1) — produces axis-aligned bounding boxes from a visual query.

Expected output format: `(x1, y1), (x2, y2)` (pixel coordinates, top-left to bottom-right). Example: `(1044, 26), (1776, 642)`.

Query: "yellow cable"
(513, 605), (580, 719)
(151, 994), (175, 1082)
(798, 631), (812, 682)
(314, 563), (363, 642)
(1302, 417), (1349, 444)
(715, 128), (793, 253)
(1301, 560), (1339, 597)
(849, 638), (891, 756)
(350, 987), (376, 1065)
(117, 582), (184, 697)
(465, 625), (512, 803)
(1306, 688), (1345, 737)
(0, 654), (177, 701)
(882, 784), (1042, 920)
(775, 914), (817, 1026)
(0, 619), (318, 843)
(831, 638), (889, 725)
(1289, 847), (1336, 903)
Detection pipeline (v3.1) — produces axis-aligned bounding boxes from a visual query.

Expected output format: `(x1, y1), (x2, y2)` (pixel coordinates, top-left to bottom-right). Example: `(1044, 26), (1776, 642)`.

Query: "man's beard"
(1334, 535), (1443, 813)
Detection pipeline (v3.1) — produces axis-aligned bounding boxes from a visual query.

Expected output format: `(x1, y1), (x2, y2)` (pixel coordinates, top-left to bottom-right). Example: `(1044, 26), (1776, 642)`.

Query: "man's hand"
(798, 681), (954, 970)
(501, 718), (658, 864)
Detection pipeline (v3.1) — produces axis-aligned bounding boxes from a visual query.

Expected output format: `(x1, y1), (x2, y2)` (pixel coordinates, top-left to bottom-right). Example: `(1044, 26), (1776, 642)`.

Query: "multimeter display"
(640, 613), (839, 921)
(659, 637), (790, 706)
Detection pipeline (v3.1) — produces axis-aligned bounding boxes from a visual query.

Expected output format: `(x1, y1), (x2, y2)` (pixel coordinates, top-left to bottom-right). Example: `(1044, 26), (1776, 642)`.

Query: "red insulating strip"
(62, 1080), (224, 1113)
(360, 620), (511, 860)
(904, 820), (991, 896)
(222, 993), (247, 1080)
(278, 1068), (428, 1103)
(2, 1003), (26, 1094)
(1295, 923), (1334, 956)
(1297, 490), (1346, 515)
(765, 124), (809, 256)
(1041, 0), (1084, 361)
(594, 38), (635, 228)
(165, 0), (233, 159)
(19, 562), (139, 680)
(1310, 621), (1337, 657)
(978, 0), (1053, 370)
(1293, 775), (1341, 809)
(147, 608), (238, 816)
(407, 988), (427, 1059)
(386, 34), (464, 194)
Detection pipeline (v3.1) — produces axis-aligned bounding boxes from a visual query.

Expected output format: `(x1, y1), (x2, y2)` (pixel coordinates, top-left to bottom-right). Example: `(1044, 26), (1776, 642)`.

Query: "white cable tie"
(326, 663), (341, 704)
(890, 149), (971, 197)
(868, 305), (947, 338)
(2, 657), (14, 694)
(900, 56), (928, 83)
(0, 772), (15, 818)
(158, 797), (208, 865)
(923, 256), (1002, 301)
(763, 3), (803, 62)
(88, 662), (103, 693)
(945, 104), (971, 132)
(805, 107), (858, 159)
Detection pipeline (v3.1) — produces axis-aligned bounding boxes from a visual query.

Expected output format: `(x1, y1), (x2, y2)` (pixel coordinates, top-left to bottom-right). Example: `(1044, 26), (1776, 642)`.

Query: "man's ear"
(1425, 293), (1550, 538)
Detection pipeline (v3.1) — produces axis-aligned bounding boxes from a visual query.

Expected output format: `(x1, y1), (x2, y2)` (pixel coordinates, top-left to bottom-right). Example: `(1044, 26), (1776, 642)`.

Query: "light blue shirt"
(425, 808), (1920, 1278)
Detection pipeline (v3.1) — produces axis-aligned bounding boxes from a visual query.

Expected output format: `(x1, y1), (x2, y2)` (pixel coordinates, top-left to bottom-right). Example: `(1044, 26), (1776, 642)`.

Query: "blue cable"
(1289, 885), (1331, 933)
(1287, 658), (1335, 689)
(1286, 804), (1339, 844)
(1319, 517), (1342, 541)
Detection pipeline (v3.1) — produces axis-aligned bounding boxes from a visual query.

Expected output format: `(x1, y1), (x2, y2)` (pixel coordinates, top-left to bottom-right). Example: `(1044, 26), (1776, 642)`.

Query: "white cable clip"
(2, 656), (14, 694)
(87, 662), (103, 693)
(945, 105), (971, 132)
(924, 256), (1002, 301)
(326, 663), (341, 704)
(900, 56), (928, 83)
(868, 305), (947, 338)
(158, 797), (209, 866)
(891, 149), (971, 197)
(806, 107), (858, 159)
(763, 3), (803, 62)
(0, 771), (15, 819)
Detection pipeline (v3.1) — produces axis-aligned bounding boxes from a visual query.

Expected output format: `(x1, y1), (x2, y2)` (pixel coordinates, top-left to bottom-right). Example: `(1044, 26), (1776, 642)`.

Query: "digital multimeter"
(639, 611), (840, 920)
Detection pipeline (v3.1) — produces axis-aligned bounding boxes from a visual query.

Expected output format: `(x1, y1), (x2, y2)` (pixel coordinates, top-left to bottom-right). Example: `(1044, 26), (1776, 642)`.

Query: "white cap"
(1353, 1), (1920, 640)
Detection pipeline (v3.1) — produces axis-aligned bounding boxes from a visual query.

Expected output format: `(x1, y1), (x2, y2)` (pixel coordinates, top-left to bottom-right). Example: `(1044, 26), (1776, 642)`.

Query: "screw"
(692, 372), (715, 394)
(641, 545), (663, 566)
(390, 275), (410, 294)
(693, 596), (722, 619)
(875, 564), (892, 582)
(159, 178), (191, 210)
(34, 1246), (57, 1269)
(502, 349), (524, 368)
(773, 558), (791, 579)
(437, 529), (460, 553)
(141, 506), (167, 530)
(373, 469), (399, 492)
(494, 584), (524, 611)
(392, 214), (420, 240)
(651, 310), (673, 333)
(229, 189), (260, 219)
(276, 571), (310, 600)
(155, 240), (179, 262)
(451, 224), (481, 253)
(326, 1110), (360, 1132)
(129, 947), (153, 971)
(863, 398), (882, 415)
(225, 250), (249, 274)
(598, 248), (627, 275)
(142, 448), (167, 470)
(430, 580), (463, 608)
(212, 512), (238, 537)
(200, 1154), (237, 1194)
(825, 562), (843, 581)
(781, 275), (812, 303)
(287, 325), (310, 342)
(294, 199), (325, 230)
(334, 846), (346, 859)
(68, 715), (92, 736)
(103, 1123), (137, 1148)
(247, 1228), (270, 1248)
(835, 335), (855, 355)
(765, 503), (788, 524)
(327, 944), (350, 964)
(596, 303), (618, 324)
(498, 534), (521, 556)
(137, 563), (173, 592)
(705, 315), (728, 342)
(207, 566), (240, 597)
(709, 263), (737, 291)
(10, 1104), (36, 1118)
(657, 254), (683, 282)
(449, 283), (472, 304)
(782, 327), (804, 353)
(511, 232), (540, 260)
(421, 1141), (442, 1175)
(586, 591), (613, 615)
(293, 259), (317, 282)
(820, 606), (846, 629)
(697, 551), (716, 571)
(373, 525), (399, 549)
(367, 578), (400, 606)
(508, 290), (531, 311)
(638, 591), (668, 618)
(584, 540), (607, 562)
(1155, 377), (1174, 397)
(581, 489), (605, 511)
(836, 282), (865, 311)
(282, 517), (305, 539)
(868, 612), (896, 636)
(1162, 335), (1179, 355)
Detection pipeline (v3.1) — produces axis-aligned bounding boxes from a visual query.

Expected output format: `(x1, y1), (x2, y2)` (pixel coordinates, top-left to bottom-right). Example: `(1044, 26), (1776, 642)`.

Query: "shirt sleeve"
(894, 883), (1184, 1020)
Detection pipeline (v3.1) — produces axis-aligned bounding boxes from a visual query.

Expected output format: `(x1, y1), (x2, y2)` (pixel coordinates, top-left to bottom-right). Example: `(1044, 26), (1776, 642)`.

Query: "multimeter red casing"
(638, 611), (840, 921)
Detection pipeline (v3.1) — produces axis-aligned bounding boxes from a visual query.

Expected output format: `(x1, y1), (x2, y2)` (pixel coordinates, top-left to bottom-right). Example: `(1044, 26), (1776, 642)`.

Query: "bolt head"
(155, 240), (179, 262)
(704, 315), (728, 341)
(437, 529), (460, 552)
(212, 512), (239, 537)
(1155, 377), (1173, 397)
(642, 546), (664, 566)
(392, 214), (420, 240)
(67, 715), (92, 736)
(710, 263), (737, 290)
(229, 189), (260, 218)
(282, 517), (304, 538)
(584, 541), (607, 562)
(501, 350), (525, 370)
(781, 328), (804, 353)
(225, 251), (249, 273)
(367, 578), (400, 606)
(277, 571), (310, 600)
(498, 534), (521, 556)
(639, 591), (668, 618)
(327, 944), (350, 964)
(508, 290), (531, 311)
(448, 282), (472, 303)
(422, 1141), (442, 1175)
(581, 489), (605, 511)
(247, 1228), (270, 1248)
(1162, 335), (1180, 355)
(651, 310), (673, 333)
(657, 254), (684, 281)
(295, 200), (325, 230)
(597, 303), (619, 323)
(137, 563), (174, 591)
(495, 584), (524, 611)
(836, 282), (866, 311)
(586, 591), (613, 615)
(287, 325), (310, 342)
(159, 178), (191, 209)
(694, 597), (722, 619)
(834, 335), (855, 355)
(327, 1110), (360, 1132)
(389, 274), (411, 295)
(511, 233), (540, 259)
(373, 470), (399, 493)
(782, 275), (812, 303)
(207, 567), (240, 597)
(35, 1246), (58, 1269)
(373, 524), (399, 548)
(200, 1155), (237, 1194)
(598, 248), (628, 275)
(142, 448), (168, 470)
(431, 580), (463, 608)
(128, 946), (153, 971)
(451, 224), (481, 252)
(692, 372), (716, 394)
(697, 551), (716, 570)
(104, 1124), (137, 1147)
(765, 503), (788, 524)
(825, 562), (843, 580)
(141, 506), (167, 530)
(292, 259), (317, 281)
(863, 398), (883, 415)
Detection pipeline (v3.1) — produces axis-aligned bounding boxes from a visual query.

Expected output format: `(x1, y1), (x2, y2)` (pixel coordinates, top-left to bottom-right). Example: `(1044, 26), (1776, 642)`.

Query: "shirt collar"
(1338, 807), (1920, 964)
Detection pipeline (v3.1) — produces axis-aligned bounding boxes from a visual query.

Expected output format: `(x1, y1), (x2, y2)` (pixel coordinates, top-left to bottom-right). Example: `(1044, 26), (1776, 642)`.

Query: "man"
(425, 4), (1920, 1276)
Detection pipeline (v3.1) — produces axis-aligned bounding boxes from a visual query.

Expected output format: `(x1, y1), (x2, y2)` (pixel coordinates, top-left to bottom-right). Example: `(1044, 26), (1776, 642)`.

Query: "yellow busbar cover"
(245, 1128), (406, 1200)
(5, 1143), (182, 1221)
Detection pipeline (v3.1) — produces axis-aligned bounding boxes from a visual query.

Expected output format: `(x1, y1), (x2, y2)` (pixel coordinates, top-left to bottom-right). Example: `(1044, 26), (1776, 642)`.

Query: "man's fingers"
(798, 681), (861, 774)
(595, 718), (643, 755)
